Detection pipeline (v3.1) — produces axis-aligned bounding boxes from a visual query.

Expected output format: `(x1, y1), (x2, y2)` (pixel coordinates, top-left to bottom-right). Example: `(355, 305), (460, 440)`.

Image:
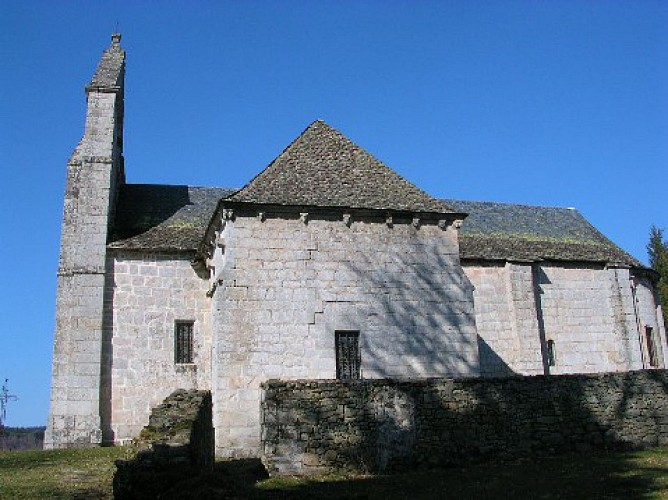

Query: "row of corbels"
(222, 207), (462, 230)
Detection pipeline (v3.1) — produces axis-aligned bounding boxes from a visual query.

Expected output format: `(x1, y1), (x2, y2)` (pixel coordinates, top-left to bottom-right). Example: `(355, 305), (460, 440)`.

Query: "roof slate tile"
(109, 184), (234, 251)
(88, 34), (125, 89)
(445, 199), (642, 267)
(227, 120), (455, 214)
(109, 187), (641, 268)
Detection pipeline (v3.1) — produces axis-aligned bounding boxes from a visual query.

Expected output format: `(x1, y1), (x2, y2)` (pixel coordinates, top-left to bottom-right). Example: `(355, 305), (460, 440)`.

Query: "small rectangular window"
(335, 331), (360, 380)
(645, 326), (659, 368)
(546, 339), (556, 367)
(175, 321), (194, 364)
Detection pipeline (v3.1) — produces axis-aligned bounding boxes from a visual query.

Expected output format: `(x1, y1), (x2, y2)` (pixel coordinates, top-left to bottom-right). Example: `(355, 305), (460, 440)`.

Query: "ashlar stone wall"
(633, 273), (668, 368)
(46, 89), (125, 449)
(537, 263), (623, 373)
(211, 210), (479, 457)
(463, 262), (544, 376)
(464, 261), (665, 378)
(105, 251), (212, 445)
(261, 370), (668, 475)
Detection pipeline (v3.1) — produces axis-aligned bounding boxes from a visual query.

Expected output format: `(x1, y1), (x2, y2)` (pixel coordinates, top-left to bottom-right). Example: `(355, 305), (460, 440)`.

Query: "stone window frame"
(335, 330), (361, 380)
(174, 320), (195, 365)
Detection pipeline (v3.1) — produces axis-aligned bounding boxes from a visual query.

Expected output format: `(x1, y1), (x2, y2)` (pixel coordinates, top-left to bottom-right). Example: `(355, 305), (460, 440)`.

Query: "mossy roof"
(445, 199), (642, 267)
(87, 34), (125, 90)
(109, 188), (642, 268)
(107, 122), (641, 267)
(226, 120), (455, 214)
(108, 184), (234, 251)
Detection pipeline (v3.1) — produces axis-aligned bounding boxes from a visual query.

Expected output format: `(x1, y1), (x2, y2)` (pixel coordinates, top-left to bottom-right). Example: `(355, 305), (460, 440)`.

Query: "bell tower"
(45, 34), (125, 448)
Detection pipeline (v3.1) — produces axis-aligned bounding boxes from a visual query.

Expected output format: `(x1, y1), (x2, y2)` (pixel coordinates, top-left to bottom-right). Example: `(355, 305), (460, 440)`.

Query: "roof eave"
(197, 199), (468, 260)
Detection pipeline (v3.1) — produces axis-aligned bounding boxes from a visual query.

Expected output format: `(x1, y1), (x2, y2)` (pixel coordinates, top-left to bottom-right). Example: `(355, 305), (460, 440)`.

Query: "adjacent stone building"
(45, 35), (667, 456)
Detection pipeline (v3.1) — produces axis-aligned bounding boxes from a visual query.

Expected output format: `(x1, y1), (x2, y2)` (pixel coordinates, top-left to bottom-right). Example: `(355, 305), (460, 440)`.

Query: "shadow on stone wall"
(261, 370), (668, 477)
(100, 261), (115, 445)
(341, 232), (484, 378)
(478, 336), (515, 377)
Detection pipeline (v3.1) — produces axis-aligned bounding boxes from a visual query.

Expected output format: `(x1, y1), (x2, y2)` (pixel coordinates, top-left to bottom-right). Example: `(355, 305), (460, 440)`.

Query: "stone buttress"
(45, 34), (126, 448)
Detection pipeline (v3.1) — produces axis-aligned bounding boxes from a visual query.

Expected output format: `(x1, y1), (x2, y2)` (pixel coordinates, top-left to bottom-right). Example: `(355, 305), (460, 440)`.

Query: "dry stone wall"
(113, 389), (214, 499)
(261, 370), (668, 475)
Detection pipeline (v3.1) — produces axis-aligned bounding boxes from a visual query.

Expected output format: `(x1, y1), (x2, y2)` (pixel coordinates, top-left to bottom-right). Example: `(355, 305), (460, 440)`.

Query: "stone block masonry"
(212, 211), (479, 457)
(464, 261), (667, 377)
(106, 251), (212, 445)
(45, 34), (126, 449)
(261, 370), (668, 475)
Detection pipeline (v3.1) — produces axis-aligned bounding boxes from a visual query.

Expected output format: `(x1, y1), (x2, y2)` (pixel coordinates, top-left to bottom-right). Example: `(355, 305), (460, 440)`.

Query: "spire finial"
(111, 32), (121, 45)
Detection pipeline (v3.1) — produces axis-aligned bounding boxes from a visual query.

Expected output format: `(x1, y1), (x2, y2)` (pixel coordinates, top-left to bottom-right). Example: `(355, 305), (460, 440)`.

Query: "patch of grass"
(0, 447), (129, 499)
(1, 446), (667, 499)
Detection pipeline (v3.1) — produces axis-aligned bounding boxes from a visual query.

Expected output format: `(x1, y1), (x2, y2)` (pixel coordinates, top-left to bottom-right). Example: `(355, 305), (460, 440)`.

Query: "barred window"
(336, 331), (360, 380)
(175, 321), (194, 364)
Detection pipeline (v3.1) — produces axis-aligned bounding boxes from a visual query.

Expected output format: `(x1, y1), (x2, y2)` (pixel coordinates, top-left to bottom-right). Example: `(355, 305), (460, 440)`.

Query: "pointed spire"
(228, 120), (455, 214)
(87, 33), (125, 91)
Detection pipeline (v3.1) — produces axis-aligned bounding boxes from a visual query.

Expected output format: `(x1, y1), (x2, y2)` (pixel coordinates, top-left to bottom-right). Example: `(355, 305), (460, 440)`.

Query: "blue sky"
(1, 1), (666, 426)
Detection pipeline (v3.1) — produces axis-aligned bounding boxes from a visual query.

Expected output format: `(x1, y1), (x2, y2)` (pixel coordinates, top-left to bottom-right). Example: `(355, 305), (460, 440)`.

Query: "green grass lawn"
(1, 446), (667, 499)
(0, 447), (130, 499)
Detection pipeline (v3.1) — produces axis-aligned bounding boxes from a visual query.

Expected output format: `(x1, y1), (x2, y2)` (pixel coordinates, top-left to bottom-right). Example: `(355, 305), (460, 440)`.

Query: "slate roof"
(105, 118), (640, 267)
(108, 185), (234, 251)
(445, 199), (643, 267)
(108, 184), (641, 268)
(87, 34), (125, 90)
(227, 120), (455, 214)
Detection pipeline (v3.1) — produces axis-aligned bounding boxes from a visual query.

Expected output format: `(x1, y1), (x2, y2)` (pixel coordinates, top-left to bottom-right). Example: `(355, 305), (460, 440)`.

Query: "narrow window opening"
(546, 339), (556, 367)
(645, 326), (659, 368)
(335, 331), (360, 380)
(175, 321), (194, 364)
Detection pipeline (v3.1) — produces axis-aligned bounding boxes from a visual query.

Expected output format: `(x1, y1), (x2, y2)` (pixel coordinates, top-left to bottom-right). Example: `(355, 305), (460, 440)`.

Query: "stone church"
(45, 35), (666, 456)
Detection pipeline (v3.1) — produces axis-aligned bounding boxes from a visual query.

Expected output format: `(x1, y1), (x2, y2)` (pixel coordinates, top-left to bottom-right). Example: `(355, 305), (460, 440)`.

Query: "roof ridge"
(444, 198), (579, 212)
(224, 120), (323, 201)
(124, 183), (234, 191)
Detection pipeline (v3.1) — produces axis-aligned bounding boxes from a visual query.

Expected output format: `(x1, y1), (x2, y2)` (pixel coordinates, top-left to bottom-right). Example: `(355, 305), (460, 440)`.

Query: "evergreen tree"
(647, 226), (668, 326)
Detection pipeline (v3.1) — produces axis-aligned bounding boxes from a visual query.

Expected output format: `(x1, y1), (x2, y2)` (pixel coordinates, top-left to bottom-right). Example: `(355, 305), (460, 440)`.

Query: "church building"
(45, 35), (667, 457)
